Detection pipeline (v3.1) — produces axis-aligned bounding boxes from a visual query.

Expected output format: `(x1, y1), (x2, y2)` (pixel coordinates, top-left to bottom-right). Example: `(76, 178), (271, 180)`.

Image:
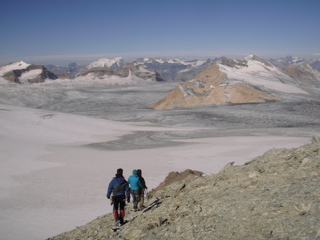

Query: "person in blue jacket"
(107, 168), (130, 226)
(128, 169), (141, 211)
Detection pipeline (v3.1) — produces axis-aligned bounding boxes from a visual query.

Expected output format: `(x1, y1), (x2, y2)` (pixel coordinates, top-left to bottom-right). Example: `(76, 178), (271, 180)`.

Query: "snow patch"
(87, 57), (124, 69)
(0, 61), (30, 77)
(179, 85), (194, 99)
(138, 65), (150, 73)
(19, 69), (42, 83)
(218, 63), (308, 94)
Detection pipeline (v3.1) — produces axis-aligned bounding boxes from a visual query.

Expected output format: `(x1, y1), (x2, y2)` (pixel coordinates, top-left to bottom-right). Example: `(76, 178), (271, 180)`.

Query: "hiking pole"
(146, 188), (149, 203)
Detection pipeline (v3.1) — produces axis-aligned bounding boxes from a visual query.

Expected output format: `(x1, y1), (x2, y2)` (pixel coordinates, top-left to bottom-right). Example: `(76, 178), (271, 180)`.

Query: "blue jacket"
(107, 176), (130, 198)
(128, 175), (140, 190)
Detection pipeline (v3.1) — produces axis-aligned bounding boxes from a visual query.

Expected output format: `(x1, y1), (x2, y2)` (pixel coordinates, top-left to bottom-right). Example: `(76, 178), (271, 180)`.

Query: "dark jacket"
(107, 176), (130, 198)
(139, 176), (147, 189)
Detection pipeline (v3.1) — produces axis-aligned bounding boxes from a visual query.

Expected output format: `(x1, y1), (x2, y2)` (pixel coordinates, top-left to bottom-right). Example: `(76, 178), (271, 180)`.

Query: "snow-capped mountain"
(0, 61), (58, 84)
(78, 61), (164, 83)
(136, 57), (218, 82)
(149, 55), (311, 110)
(86, 57), (126, 71)
(218, 55), (307, 92)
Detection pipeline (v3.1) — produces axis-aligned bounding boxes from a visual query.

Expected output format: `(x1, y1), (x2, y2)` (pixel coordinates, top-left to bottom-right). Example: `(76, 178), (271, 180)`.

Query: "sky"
(1, 0), (320, 65)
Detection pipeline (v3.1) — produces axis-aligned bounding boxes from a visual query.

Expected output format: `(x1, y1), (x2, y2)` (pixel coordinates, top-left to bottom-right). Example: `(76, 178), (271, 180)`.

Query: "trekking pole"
(146, 188), (149, 202)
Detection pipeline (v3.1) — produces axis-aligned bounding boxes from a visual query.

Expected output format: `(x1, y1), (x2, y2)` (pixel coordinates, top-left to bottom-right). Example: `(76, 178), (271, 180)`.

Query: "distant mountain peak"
(0, 61), (57, 84)
(86, 57), (125, 70)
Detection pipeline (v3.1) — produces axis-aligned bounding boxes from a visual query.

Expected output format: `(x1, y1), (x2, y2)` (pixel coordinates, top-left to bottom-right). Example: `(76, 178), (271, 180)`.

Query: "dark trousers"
(112, 195), (126, 223)
(131, 189), (141, 210)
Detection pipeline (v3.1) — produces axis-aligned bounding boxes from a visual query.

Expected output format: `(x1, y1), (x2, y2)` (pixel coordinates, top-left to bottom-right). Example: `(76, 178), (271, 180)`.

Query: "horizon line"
(1, 51), (319, 66)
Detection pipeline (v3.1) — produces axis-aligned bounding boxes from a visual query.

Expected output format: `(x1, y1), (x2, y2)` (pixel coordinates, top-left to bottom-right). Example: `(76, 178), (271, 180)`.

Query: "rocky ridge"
(48, 137), (320, 240)
(0, 61), (58, 83)
(283, 63), (320, 87)
(149, 62), (281, 110)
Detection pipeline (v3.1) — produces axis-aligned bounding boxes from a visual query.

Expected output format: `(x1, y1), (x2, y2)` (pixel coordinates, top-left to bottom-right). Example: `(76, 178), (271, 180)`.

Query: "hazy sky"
(1, 0), (319, 65)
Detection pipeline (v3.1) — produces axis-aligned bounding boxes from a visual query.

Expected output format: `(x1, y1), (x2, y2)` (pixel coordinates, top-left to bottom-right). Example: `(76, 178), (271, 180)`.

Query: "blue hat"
(132, 169), (137, 175)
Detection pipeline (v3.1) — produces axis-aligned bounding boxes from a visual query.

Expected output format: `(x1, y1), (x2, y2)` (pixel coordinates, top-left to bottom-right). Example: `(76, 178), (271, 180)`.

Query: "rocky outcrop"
(48, 138), (320, 240)
(2, 64), (58, 83)
(148, 169), (204, 196)
(283, 64), (320, 87)
(27, 65), (58, 83)
(220, 58), (248, 68)
(149, 63), (281, 110)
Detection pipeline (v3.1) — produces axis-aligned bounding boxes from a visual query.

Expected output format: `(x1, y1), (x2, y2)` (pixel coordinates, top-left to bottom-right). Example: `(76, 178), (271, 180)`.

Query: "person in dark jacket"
(137, 169), (147, 209)
(107, 168), (130, 226)
(128, 169), (141, 211)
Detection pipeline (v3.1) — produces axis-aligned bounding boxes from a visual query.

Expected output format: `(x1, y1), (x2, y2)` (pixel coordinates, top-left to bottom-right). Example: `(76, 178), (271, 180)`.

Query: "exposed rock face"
(47, 138), (320, 240)
(149, 63), (281, 110)
(2, 64), (58, 84)
(220, 58), (248, 68)
(116, 62), (165, 82)
(283, 63), (320, 87)
(27, 65), (58, 83)
(148, 169), (204, 196)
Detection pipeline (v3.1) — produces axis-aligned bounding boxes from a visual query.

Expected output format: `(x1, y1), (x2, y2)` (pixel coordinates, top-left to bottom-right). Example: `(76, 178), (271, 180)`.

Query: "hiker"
(128, 169), (141, 211)
(107, 168), (130, 227)
(137, 169), (148, 209)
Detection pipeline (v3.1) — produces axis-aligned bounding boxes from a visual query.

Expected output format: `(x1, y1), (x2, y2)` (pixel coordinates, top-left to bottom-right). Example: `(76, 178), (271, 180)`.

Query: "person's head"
(137, 169), (142, 177)
(116, 168), (123, 177)
(132, 169), (137, 176)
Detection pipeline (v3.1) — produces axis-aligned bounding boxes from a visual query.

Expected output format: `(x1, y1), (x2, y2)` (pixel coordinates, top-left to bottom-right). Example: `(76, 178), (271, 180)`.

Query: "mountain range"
(150, 54), (319, 110)
(1, 55), (319, 109)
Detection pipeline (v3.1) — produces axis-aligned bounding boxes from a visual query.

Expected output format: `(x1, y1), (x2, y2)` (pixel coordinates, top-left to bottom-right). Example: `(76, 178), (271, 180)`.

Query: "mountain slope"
(283, 63), (320, 87)
(0, 61), (58, 84)
(149, 61), (282, 110)
(47, 138), (320, 240)
(218, 55), (308, 94)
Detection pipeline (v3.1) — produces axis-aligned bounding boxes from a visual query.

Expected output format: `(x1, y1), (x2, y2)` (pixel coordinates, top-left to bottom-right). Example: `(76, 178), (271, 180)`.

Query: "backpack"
(138, 177), (147, 189)
(113, 181), (127, 195)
